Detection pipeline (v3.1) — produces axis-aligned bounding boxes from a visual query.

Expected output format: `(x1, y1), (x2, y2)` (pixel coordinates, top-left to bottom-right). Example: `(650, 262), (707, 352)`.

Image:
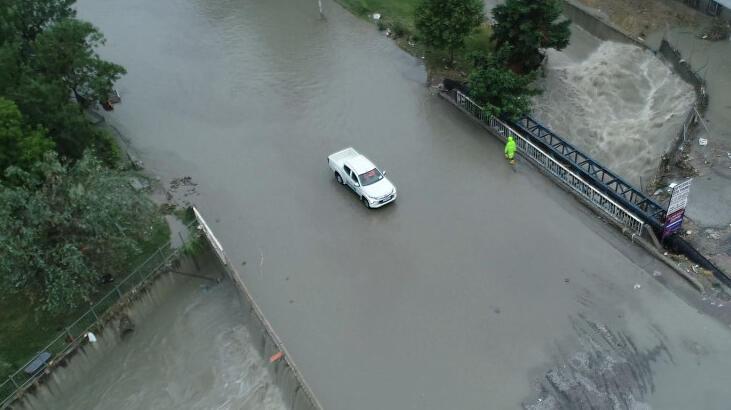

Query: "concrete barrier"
(193, 207), (323, 410)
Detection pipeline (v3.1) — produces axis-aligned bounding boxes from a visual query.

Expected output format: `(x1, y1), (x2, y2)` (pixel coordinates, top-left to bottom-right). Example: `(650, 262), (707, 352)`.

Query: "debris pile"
(699, 18), (731, 41)
(167, 176), (199, 207)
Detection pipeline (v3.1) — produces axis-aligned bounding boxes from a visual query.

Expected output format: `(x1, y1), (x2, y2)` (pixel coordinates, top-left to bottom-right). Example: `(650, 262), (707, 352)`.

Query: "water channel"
(18, 255), (286, 409)
(41, 0), (731, 408)
(533, 25), (695, 186)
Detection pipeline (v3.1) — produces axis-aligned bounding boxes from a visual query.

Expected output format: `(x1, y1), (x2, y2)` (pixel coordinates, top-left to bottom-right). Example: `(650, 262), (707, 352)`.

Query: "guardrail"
(194, 207), (323, 410)
(0, 221), (196, 409)
(447, 90), (645, 235)
(511, 116), (667, 227)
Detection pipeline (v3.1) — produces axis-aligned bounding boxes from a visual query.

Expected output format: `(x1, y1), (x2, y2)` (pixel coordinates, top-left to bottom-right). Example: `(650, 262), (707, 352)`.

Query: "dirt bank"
(576, 0), (709, 39)
(572, 0), (731, 276)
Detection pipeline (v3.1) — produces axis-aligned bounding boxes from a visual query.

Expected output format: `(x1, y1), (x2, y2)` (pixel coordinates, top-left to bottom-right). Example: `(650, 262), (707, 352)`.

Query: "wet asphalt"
(74, 0), (731, 408)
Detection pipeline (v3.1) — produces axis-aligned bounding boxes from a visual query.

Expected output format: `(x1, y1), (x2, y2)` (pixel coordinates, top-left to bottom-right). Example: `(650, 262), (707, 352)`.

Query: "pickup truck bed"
(328, 147), (359, 166)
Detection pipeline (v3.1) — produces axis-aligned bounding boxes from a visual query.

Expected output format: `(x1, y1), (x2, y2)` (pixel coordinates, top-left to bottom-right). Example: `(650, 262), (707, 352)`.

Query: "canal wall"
(13, 270), (186, 409)
(194, 207), (323, 410)
(1, 231), (192, 409)
(561, 0), (649, 49)
(655, 38), (707, 181)
(558, 1), (730, 284)
(560, 1), (703, 188)
(12, 252), (290, 410)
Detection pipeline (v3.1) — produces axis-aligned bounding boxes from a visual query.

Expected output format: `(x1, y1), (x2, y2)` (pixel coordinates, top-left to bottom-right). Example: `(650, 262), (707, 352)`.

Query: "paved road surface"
(74, 0), (731, 408)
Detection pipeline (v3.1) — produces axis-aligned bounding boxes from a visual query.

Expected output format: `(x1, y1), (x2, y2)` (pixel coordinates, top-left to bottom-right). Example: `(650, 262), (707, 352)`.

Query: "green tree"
(0, 1), (125, 162)
(415, 0), (484, 63)
(467, 50), (539, 119)
(492, 0), (570, 72)
(0, 152), (160, 312)
(32, 19), (126, 109)
(0, 0), (76, 42)
(0, 97), (55, 173)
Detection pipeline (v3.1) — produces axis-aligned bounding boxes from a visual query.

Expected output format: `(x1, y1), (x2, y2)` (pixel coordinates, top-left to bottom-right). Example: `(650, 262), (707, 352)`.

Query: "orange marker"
(269, 351), (284, 363)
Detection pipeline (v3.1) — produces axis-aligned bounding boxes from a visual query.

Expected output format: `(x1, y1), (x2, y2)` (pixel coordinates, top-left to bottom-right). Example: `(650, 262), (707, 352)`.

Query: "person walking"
(504, 135), (517, 164)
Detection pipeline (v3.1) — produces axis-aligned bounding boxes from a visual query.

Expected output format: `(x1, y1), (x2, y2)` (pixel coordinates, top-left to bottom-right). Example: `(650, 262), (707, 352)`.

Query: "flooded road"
(73, 0), (731, 408)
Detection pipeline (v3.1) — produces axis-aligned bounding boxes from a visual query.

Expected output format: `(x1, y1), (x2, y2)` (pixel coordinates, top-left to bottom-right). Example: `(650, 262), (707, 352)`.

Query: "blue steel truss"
(511, 116), (667, 228)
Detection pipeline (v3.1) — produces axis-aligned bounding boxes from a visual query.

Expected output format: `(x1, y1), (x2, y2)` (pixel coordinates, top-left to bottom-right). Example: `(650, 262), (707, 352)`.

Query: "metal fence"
(194, 207), (323, 410)
(0, 222), (196, 409)
(448, 90), (646, 235)
(511, 116), (667, 226)
(680, 0), (724, 16)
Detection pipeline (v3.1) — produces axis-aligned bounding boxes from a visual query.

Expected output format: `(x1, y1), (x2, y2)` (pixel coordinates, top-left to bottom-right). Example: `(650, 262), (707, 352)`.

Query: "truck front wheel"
(362, 197), (370, 208)
(335, 173), (343, 184)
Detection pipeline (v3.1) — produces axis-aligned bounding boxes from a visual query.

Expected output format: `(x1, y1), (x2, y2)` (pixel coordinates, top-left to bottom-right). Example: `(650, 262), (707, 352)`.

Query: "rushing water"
(16, 257), (286, 410)
(64, 0), (731, 409)
(533, 26), (696, 186)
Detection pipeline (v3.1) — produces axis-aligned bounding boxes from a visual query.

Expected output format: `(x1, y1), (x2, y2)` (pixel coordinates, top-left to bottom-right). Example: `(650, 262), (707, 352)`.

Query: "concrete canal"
(16, 254), (286, 409)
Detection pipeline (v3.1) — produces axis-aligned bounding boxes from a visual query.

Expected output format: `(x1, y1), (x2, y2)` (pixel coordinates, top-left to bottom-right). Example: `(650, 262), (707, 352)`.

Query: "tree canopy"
(0, 97), (55, 173)
(492, 0), (570, 72)
(0, 0), (76, 42)
(32, 19), (125, 109)
(0, 152), (159, 312)
(415, 0), (484, 62)
(467, 49), (539, 120)
(0, 0), (124, 165)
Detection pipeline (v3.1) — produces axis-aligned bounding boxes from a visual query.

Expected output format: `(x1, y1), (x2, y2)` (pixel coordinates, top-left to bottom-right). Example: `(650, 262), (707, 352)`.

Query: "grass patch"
(0, 294), (84, 381)
(128, 216), (171, 268)
(0, 214), (171, 387)
(333, 0), (493, 82)
(337, 0), (420, 26)
(173, 206), (196, 226)
(423, 23), (493, 80)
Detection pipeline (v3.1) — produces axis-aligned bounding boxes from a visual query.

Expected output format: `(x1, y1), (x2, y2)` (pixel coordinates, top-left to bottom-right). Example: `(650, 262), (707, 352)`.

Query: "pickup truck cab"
(328, 147), (397, 208)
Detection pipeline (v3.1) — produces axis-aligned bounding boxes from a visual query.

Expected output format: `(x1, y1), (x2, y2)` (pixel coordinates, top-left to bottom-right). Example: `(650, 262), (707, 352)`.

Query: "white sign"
(667, 179), (692, 215)
(193, 206), (228, 266)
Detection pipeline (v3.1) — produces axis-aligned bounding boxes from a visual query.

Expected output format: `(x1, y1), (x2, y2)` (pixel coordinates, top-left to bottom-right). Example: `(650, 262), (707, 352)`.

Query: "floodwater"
(71, 0), (731, 409)
(533, 25), (696, 187)
(17, 256), (286, 409)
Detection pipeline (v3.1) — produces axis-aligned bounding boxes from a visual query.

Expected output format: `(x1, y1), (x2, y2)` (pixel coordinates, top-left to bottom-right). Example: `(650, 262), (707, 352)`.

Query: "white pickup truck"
(328, 148), (397, 208)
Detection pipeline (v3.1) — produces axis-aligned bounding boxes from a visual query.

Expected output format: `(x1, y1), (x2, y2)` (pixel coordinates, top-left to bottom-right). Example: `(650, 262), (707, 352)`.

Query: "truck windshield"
(359, 169), (383, 186)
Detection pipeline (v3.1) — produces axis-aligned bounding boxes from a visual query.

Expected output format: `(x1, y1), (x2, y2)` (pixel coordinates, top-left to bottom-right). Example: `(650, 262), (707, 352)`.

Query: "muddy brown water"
(53, 0), (731, 408)
(17, 257), (287, 410)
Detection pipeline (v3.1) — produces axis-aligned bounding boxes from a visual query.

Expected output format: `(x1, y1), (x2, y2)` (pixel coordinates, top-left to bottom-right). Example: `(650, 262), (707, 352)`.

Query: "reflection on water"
(17, 257), (286, 410)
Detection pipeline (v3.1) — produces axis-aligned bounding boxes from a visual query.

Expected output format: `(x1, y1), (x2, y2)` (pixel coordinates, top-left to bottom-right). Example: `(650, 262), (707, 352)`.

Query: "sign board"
(193, 206), (229, 266)
(667, 179), (692, 214)
(662, 179), (692, 239)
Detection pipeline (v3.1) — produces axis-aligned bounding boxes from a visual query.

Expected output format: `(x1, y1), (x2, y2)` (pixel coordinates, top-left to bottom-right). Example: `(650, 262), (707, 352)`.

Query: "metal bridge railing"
(0, 222), (197, 409)
(451, 90), (645, 235)
(511, 116), (666, 227)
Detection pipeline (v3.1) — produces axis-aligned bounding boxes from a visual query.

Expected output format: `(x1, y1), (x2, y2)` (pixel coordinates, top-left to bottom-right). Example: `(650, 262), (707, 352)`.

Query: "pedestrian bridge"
(442, 89), (667, 236)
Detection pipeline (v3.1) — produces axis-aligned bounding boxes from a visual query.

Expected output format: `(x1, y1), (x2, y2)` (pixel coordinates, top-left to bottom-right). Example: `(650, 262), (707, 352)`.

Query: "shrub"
(392, 21), (408, 39)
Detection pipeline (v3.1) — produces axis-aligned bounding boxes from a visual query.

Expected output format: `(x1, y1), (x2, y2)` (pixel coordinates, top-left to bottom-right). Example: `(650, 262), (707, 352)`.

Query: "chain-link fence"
(0, 221), (197, 409)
